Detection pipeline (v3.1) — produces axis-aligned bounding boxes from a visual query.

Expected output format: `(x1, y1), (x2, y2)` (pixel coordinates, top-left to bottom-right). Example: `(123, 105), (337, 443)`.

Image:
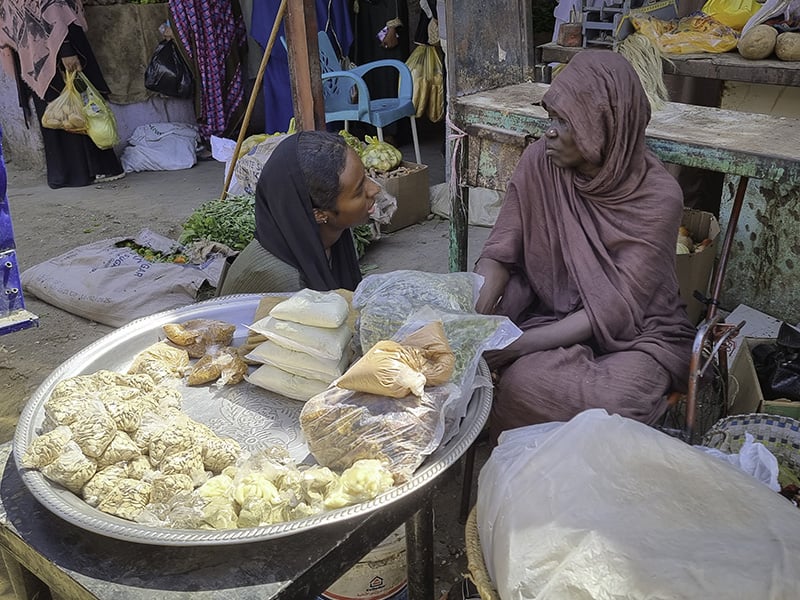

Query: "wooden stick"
(220, 0), (288, 201)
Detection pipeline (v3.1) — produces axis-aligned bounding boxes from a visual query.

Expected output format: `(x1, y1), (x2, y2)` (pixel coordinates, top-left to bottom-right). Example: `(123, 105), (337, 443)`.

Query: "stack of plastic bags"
(244, 290), (353, 401)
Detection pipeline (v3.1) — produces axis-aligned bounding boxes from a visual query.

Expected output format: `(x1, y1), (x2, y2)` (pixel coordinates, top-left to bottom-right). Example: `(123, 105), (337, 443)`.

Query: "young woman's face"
(543, 108), (600, 177)
(330, 148), (379, 228)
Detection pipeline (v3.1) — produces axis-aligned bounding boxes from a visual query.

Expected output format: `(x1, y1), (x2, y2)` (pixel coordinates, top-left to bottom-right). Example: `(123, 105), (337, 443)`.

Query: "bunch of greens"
(179, 194), (256, 251)
(352, 224), (374, 258)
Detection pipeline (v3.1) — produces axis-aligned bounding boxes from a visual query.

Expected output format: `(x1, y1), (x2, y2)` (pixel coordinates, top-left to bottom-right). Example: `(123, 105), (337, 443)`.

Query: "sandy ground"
(1, 154), (493, 598)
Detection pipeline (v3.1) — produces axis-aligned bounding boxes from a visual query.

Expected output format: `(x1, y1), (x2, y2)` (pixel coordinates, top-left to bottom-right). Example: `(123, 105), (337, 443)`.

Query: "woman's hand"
(61, 55), (82, 72)
(483, 330), (534, 371)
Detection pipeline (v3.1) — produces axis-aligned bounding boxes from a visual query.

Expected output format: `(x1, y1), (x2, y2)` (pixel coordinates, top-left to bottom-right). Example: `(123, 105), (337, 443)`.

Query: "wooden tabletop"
(537, 43), (800, 88)
(452, 82), (800, 185)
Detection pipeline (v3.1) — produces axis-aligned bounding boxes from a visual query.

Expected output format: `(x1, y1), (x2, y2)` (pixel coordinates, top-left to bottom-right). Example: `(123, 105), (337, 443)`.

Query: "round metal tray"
(13, 294), (492, 546)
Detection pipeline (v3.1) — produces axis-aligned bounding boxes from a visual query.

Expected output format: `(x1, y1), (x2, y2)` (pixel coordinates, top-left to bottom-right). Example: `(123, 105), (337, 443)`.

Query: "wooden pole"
(285, 0), (326, 131)
(220, 0), (288, 201)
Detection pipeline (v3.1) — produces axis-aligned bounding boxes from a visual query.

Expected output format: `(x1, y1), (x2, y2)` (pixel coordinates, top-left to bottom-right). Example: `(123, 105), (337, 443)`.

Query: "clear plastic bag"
(352, 270), (484, 353)
(41, 70), (88, 134)
(299, 382), (459, 483)
(76, 71), (120, 149)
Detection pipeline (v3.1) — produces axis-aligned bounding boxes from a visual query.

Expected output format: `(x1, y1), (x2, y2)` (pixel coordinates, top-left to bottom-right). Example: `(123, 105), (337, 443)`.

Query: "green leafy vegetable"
(179, 194), (256, 251)
(352, 224), (374, 258)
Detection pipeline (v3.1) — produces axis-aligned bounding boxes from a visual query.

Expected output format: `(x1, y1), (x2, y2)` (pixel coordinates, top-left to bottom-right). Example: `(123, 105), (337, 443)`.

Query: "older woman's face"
(331, 148), (379, 228)
(544, 108), (600, 177)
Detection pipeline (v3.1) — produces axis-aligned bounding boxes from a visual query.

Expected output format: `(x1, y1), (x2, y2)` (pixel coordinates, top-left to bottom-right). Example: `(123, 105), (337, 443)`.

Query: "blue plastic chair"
(316, 31), (421, 164)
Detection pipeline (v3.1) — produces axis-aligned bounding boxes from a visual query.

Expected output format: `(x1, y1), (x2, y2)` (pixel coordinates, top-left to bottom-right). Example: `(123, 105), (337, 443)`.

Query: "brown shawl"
(0, 0), (87, 100)
(480, 50), (694, 390)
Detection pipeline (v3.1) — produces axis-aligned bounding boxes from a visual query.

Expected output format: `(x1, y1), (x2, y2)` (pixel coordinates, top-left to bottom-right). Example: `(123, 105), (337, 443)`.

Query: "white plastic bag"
(696, 432), (781, 491)
(210, 135), (244, 195)
(269, 288), (349, 328)
(477, 409), (800, 600)
(245, 363), (330, 402)
(121, 123), (198, 172)
(245, 339), (351, 382)
(246, 316), (352, 361)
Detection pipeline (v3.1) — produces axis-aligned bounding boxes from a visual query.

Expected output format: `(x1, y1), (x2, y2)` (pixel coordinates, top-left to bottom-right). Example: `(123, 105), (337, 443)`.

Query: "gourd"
(776, 32), (800, 62)
(737, 24), (778, 60)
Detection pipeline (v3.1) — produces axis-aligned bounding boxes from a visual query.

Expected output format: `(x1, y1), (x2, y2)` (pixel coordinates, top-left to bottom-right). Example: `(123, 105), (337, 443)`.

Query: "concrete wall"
(0, 69), (46, 174)
(718, 83), (800, 323)
(1, 63), (196, 174)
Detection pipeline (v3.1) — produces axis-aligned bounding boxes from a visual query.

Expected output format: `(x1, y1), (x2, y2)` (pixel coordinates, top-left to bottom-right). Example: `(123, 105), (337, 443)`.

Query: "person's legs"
(491, 344), (671, 441)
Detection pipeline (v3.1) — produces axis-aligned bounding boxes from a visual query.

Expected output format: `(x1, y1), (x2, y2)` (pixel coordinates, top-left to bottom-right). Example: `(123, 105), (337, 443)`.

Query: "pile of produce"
(360, 135), (403, 174)
(738, 24), (800, 61)
(179, 194), (256, 252)
(116, 239), (188, 263)
(19, 314), (397, 530)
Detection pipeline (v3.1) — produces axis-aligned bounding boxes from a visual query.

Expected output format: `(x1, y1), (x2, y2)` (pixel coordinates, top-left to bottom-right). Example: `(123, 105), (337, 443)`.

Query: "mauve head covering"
(0, 0), (87, 99)
(254, 132), (362, 291)
(480, 50), (694, 389)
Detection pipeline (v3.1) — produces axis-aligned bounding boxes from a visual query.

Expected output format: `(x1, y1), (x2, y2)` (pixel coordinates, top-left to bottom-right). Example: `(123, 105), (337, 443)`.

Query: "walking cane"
(220, 0), (287, 201)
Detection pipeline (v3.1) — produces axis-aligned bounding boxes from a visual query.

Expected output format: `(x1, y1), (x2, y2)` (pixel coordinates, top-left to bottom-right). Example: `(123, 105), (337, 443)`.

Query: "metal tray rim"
(13, 294), (491, 546)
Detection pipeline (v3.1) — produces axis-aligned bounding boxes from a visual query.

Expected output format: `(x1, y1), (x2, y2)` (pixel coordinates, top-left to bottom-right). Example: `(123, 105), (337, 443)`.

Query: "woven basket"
(702, 413), (800, 478)
(465, 507), (500, 600)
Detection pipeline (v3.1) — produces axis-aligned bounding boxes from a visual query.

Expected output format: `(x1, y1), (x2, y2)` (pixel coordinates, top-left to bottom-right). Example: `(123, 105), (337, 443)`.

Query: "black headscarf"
(254, 132), (362, 291)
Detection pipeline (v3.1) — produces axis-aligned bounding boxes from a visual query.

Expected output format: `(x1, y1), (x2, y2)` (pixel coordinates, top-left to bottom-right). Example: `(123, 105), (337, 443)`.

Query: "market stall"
(4, 264), (516, 599)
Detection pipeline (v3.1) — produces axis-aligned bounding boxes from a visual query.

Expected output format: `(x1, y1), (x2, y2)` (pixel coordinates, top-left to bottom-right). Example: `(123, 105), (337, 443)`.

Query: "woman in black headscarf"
(219, 131), (379, 294)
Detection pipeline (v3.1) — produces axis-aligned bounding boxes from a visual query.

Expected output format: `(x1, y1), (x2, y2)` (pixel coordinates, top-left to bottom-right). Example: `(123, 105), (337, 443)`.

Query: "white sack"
(21, 229), (226, 328)
(120, 122), (198, 173)
(477, 409), (800, 600)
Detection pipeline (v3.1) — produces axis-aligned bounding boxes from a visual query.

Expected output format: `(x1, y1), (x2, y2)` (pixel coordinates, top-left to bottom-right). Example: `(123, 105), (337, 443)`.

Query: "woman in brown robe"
(475, 50), (695, 440)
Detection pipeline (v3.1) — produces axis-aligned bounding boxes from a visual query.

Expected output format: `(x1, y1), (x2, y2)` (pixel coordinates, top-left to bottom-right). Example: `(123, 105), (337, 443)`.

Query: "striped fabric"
(169, 0), (246, 139)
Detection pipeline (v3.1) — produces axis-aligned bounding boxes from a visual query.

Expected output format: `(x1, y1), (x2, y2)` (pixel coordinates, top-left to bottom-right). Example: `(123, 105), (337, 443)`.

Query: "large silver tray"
(13, 294), (492, 546)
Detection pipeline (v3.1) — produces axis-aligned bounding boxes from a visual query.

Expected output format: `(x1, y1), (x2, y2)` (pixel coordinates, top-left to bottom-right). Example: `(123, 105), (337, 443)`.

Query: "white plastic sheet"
(477, 409), (800, 600)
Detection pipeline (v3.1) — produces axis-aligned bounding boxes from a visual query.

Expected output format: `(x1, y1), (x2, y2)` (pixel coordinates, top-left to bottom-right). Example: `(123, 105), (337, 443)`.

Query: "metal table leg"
(405, 500), (435, 600)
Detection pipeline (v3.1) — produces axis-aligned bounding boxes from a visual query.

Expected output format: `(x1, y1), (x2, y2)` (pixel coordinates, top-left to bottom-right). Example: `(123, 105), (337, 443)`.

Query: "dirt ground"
(1, 153), (492, 598)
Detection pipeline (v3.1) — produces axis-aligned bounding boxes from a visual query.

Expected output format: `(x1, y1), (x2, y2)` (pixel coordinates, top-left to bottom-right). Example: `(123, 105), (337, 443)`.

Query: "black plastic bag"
(144, 40), (193, 99)
(752, 322), (800, 402)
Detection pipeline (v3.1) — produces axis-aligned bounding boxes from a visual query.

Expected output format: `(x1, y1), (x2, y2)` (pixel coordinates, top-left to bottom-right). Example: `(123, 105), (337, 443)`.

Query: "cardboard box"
(378, 162), (430, 233)
(728, 337), (770, 416)
(676, 209), (720, 325)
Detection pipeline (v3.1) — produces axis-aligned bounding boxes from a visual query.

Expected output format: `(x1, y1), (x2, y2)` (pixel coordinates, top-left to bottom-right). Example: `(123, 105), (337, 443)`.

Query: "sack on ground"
(77, 72), (119, 149)
(144, 39), (194, 99)
(121, 123), (198, 172)
(20, 229), (227, 328)
(41, 70), (87, 134)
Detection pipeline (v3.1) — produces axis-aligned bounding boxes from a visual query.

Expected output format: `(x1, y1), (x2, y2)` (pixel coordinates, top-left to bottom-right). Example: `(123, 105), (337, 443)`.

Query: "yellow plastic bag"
(41, 70), (88, 134)
(701, 0), (759, 31)
(406, 44), (429, 118)
(423, 45), (445, 123)
(632, 14), (739, 54)
(76, 71), (119, 149)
